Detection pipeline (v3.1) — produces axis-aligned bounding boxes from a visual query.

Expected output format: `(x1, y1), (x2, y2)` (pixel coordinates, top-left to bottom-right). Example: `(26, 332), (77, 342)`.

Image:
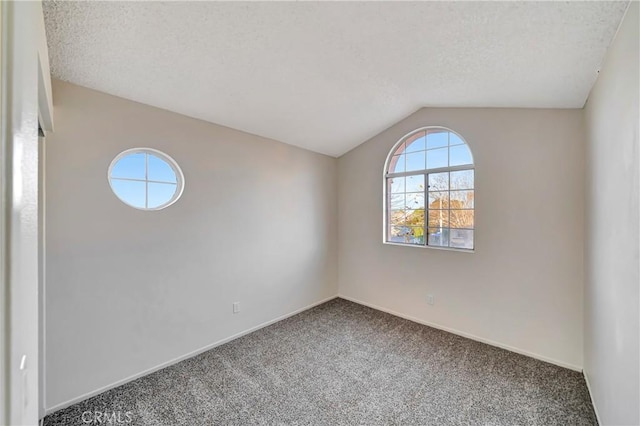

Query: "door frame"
(0, 1), (53, 424)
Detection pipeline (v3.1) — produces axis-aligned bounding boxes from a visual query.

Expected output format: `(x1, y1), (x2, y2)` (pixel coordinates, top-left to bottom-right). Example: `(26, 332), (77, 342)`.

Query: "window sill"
(383, 241), (475, 253)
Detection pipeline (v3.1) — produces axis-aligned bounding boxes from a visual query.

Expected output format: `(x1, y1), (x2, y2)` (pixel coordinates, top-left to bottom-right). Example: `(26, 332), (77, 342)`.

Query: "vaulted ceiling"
(43, 1), (629, 157)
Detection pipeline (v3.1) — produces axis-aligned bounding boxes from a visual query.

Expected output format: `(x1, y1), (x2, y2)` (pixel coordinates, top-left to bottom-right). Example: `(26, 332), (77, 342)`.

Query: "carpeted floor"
(45, 298), (597, 425)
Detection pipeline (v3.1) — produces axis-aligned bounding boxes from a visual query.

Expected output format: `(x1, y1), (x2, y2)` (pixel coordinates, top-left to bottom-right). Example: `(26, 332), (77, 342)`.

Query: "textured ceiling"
(43, 1), (628, 157)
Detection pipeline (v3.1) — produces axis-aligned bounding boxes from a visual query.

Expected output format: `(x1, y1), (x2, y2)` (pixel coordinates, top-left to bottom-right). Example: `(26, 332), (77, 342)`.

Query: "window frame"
(383, 126), (475, 252)
(108, 147), (185, 211)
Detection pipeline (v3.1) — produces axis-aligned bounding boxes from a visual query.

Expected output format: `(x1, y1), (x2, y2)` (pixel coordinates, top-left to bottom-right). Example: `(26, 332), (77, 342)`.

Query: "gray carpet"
(45, 298), (597, 425)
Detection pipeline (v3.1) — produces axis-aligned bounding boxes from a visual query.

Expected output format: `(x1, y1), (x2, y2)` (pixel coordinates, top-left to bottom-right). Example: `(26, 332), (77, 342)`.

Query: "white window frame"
(108, 147), (185, 211)
(382, 126), (475, 252)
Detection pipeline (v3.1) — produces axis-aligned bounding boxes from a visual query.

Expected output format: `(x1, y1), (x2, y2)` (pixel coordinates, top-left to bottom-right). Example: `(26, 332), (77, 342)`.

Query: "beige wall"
(45, 80), (339, 410)
(583, 3), (639, 425)
(338, 107), (585, 369)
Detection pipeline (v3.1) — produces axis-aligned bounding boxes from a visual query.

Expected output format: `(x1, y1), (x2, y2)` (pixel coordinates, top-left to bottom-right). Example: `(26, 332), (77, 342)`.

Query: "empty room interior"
(2, 1), (639, 425)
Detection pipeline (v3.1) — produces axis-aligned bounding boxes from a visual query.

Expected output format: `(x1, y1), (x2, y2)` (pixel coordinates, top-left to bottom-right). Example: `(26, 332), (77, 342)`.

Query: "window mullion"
(446, 136), (451, 248)
(447, 172), (451, 247)
(386, 165), (472, 179)
(424, 172), (428, 246)
(145, 153), (149, 209)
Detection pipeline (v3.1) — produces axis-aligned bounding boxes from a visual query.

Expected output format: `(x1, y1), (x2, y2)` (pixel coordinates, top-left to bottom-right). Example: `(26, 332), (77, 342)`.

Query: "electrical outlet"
(426, 294), (435, 306)
(233, 302), (240, 313)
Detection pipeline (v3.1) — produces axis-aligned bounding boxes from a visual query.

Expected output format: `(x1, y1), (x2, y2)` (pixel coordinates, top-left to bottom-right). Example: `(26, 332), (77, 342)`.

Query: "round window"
(108, 148), (184, 210)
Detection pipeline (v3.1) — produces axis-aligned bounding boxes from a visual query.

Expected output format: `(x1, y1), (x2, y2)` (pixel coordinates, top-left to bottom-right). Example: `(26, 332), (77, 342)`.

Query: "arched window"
(384, 127), (474, 250)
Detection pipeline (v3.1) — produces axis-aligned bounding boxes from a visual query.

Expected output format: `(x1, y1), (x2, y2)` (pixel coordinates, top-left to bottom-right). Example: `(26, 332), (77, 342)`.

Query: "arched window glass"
(384, 127), (474, 250)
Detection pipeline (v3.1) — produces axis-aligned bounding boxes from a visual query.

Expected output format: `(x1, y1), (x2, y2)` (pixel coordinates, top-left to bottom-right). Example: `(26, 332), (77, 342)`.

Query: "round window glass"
(108, 148), (184, 210)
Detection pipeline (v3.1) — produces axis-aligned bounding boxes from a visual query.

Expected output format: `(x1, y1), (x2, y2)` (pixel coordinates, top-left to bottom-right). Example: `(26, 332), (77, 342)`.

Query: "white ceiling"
(43, 1), (629, 157)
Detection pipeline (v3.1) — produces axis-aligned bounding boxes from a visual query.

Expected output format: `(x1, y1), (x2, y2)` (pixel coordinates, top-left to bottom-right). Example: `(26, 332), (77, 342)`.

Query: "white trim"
(386, 164), (473, 178)
(37, 136), (46, 420)
(45, 295), (339, 415)
(583, 370), (602, 425)
(36, 1), (52, 419)
(383, 241), (475, 253)
(35, 2), (52, 132)
(3, 2), (45, 424)
(0, 3), (7, 423)
(37, 57), (53, 133)
(338, 294), (583, 372)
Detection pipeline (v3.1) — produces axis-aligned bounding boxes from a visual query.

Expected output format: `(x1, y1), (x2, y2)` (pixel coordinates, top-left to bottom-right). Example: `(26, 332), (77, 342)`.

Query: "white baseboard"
(46, 294), (339, 415)
(47, 293), (585, 416)
(338, 294), (583, 372)
(583, 370), (602, 425)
